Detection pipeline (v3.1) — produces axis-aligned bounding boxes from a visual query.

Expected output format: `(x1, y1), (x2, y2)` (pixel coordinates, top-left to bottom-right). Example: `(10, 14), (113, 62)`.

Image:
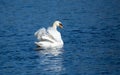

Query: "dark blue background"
(0, 0), (120, 75)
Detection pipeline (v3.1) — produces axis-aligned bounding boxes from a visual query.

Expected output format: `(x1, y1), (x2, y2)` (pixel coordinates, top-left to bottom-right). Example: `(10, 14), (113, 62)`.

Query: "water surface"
(0, 0), (120, 75)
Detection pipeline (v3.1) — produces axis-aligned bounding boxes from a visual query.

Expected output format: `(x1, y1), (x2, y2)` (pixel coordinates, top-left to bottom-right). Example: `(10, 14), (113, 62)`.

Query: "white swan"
(34, 21), (64, 49)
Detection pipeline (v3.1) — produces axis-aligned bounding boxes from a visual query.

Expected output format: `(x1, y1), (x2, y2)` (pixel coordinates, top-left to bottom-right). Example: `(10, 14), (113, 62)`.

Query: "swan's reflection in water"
(36, 48), (65, 74)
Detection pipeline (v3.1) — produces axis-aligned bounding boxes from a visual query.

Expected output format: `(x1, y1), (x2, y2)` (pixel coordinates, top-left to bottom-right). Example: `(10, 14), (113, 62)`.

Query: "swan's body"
(34, 21), (63, 49)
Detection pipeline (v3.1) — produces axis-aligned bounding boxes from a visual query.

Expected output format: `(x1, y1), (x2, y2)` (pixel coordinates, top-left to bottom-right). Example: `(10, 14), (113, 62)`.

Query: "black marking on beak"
(59, 23), (63, 28)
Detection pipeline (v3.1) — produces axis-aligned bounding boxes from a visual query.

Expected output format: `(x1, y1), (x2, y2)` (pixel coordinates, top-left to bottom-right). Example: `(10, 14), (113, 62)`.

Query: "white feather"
(34, 21), (64, 49)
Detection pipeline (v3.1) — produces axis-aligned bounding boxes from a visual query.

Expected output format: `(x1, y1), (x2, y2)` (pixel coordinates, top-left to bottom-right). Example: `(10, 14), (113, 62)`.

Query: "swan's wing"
(41, 35), (56, 43)
(34, 28), (56, 43)
(34, 28), (46, 40)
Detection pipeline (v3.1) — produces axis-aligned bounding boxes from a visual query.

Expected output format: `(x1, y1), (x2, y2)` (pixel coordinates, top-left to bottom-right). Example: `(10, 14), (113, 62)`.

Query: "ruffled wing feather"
(34, 28), (56, 43)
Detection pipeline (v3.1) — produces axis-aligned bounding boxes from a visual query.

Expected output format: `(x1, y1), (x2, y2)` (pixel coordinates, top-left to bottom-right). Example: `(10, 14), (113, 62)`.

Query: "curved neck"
(52, 23), (57, 29)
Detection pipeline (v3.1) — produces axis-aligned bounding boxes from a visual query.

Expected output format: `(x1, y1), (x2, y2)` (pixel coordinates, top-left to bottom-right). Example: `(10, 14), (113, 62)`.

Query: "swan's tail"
(35, 41), (52, 49)
(35, 42), (42, 47)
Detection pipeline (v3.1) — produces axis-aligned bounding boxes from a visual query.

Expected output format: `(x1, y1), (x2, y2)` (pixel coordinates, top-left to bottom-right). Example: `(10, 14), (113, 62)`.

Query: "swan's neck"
(52, 23), (57, 29)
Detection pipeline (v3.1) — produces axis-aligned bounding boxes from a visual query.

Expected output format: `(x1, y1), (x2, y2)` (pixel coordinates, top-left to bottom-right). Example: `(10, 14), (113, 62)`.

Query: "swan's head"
(53, 21), (63, 29)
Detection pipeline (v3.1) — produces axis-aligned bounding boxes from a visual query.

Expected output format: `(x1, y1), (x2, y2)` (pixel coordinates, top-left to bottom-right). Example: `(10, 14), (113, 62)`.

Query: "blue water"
(0, 0), (120, 75)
